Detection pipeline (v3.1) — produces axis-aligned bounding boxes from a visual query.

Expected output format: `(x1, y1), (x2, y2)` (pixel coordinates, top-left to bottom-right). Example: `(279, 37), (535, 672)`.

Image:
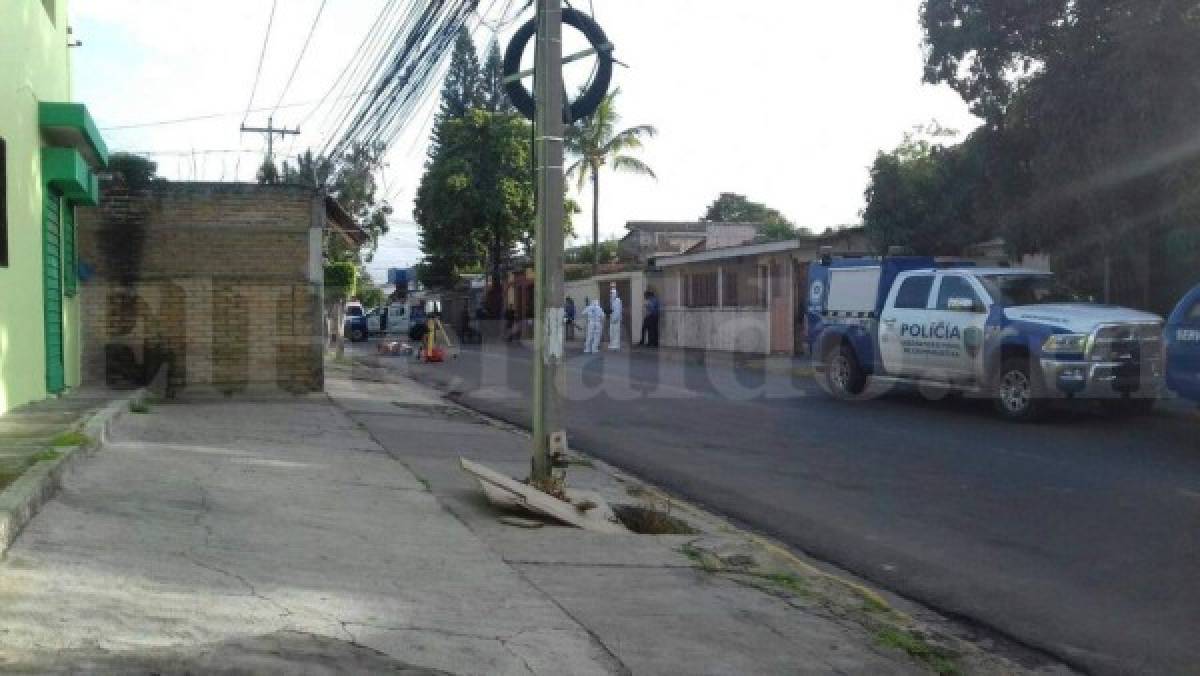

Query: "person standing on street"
(582, 297), (604, 353)
(608, 285), (623, 351)
(564, 296), (577, 341)
(643, 289), (660, 347)
(505, 305), (518, 343)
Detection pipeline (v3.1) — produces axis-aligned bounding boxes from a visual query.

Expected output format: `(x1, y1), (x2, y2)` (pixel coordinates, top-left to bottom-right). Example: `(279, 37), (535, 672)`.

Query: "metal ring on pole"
(502, 7), (613, 123)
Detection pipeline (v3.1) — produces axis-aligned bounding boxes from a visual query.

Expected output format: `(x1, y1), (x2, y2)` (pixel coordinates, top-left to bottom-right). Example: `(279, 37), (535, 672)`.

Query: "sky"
(72, 0), (980, 284)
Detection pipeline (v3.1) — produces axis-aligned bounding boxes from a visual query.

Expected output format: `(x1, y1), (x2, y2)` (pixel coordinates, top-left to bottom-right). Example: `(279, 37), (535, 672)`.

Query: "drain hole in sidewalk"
(612, 505), (699, 535)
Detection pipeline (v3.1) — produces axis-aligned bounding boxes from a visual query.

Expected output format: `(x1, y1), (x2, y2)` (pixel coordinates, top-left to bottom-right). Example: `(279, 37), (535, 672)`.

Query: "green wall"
(0, 0), (76, 414)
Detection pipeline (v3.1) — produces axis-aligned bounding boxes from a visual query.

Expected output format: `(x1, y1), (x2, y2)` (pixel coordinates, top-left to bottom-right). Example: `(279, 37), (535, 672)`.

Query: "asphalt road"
(355, 339), (1200, 675)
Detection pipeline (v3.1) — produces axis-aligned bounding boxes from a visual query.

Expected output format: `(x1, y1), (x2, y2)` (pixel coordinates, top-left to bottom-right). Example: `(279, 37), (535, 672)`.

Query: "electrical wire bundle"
(316, 0), (493, 167)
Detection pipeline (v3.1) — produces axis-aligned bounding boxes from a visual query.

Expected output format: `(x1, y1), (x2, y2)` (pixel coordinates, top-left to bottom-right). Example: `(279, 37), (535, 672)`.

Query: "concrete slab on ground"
(328, 373), (953, 676)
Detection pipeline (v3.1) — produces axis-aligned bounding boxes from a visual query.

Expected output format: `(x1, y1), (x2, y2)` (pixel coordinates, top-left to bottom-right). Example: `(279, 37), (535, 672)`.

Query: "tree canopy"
(915, 0), (1200, 310)
(414, 110), (535, 290)
(106, 153), (164, 190)
(438, 27), (481, 120)
(282, 143), (393, 265)
(862, 124), (994, 255)
(701, 193), (806, 241)
(702, 192), (790, 226)
(415, 28), (579, 303)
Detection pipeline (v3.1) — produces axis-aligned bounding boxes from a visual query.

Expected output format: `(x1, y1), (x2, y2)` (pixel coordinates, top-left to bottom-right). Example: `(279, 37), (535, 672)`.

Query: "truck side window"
(936, 276), (983, 312)
(894, 276), (933, 309)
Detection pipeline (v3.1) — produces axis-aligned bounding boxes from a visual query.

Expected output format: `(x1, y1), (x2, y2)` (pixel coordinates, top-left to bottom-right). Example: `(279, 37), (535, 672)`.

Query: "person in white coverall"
(582, 298), (605, 353)
(608, 286), (623, 351)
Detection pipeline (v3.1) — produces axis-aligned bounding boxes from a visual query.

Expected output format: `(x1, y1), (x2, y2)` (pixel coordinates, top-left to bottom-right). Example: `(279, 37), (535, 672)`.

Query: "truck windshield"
(979, 274), (1084, 306)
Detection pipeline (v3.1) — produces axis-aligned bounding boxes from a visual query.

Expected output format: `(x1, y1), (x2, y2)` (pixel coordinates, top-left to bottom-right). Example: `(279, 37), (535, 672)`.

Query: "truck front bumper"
(1039, 357), (1163, 398)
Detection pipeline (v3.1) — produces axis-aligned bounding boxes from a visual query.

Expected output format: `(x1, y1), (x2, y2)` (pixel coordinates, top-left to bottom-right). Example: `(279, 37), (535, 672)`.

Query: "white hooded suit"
(582, 299), (605, 353)
(608, 288), (623, 351)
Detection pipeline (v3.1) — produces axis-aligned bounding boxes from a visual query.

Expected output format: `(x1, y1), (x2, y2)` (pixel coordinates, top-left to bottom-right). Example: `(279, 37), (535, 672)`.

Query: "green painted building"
(0, 0), (108, 414)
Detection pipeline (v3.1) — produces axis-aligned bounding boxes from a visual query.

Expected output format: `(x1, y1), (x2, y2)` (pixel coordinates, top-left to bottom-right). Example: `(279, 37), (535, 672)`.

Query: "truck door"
(390, 303), (408, 334)
(927, 274), (989, 381)
(879, 273), (934, 376)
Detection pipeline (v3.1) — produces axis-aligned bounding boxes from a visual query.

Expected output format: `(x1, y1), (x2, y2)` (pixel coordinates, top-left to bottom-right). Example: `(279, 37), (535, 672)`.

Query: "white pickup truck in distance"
(806, 256), (1164, 420)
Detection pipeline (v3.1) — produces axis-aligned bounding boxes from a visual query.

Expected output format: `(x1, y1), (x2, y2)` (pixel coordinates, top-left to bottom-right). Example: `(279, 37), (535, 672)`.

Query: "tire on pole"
(502, 7), (613, 123)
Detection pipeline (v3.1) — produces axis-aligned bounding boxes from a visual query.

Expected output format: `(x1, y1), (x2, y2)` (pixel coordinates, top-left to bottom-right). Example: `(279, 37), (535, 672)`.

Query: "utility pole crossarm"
(240, 115), (301, 162)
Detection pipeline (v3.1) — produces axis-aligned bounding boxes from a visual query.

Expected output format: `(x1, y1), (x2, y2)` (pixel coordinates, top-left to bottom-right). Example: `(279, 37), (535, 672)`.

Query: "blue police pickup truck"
(1165, 284), (1200, 404)
(807, 255), (1164, 421)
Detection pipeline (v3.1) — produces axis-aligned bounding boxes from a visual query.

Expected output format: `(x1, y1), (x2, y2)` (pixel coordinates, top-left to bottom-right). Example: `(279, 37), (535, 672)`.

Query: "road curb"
(0, 388), (146, 558)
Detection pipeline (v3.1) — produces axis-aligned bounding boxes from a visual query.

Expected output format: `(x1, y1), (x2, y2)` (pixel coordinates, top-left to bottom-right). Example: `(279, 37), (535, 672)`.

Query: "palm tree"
(566, 89), (657, 276)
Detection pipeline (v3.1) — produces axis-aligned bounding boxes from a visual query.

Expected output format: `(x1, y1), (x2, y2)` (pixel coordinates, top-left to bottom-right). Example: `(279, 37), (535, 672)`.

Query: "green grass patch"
(0, 467), (24, 492)
(679, 544), (722, 572)
(0, 450), (65, 492)
(875, 627), (960, 675)
(49, 431), (90, 447)
(130, 400), (151, 414)
(859, 590), (891, 615)
(756, 572), (812, 597)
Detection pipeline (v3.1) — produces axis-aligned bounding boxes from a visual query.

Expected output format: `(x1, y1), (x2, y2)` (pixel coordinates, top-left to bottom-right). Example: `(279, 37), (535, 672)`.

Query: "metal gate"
(43, 191), (65, 393)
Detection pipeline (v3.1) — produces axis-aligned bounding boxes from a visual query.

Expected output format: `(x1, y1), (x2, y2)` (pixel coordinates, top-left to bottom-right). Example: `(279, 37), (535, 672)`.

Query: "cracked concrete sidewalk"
(0, 371), (935, 675)
(0, 394), (617, 675)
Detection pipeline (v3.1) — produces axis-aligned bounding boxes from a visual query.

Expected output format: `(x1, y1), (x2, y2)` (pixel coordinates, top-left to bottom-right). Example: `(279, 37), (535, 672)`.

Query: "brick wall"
(76, 182), (324, 394)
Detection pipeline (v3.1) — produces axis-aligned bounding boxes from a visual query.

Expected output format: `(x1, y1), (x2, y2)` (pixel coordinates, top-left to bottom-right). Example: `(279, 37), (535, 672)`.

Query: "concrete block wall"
(76, 183), (323, 393)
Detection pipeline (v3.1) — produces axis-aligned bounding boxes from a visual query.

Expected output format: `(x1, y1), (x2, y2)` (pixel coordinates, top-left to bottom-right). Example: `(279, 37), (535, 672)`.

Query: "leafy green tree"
(414, 110), (535, 294)
(702, 192), (790, 226)
(862, 126), (993, 255)
(256, 157), (281, 185)
(921, 0), (1200, 310)
(565, 238), (619, 265)
(358, 285), (386, 309)
(282, 144), (392, 264)
(566, 89), (657, 276)
(323, 262), (357, 357)
(700, 192), (809, 240)
(758, 221), (799, 242)
(479, 39), (513, 114)
(107, 153), (164, 190)
(438, 27), (482, 121)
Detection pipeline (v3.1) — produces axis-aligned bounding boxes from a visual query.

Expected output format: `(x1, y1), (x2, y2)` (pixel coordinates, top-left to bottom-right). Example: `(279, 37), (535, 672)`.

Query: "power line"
(319, 0), (430, 157)
(327, 0), (485, 160)
(297, 0), (401, 133)
(100, 89), (381, 131)
(272, 0), (330, 115)
(242, 0), (279, 125)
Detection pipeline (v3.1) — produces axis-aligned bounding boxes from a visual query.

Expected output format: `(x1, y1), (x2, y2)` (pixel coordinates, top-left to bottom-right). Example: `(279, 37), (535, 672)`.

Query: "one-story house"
(650, 228), (870, 355)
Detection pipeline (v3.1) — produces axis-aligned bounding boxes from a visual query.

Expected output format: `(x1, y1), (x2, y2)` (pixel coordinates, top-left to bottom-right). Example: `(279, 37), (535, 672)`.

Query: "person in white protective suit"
(608, 285), (623, 351)
(582, 297), (605, 353)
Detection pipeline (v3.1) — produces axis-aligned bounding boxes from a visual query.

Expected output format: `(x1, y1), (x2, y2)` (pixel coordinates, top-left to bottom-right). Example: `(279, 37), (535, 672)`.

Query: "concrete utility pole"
(530, 0), (566, 485)
(240, 115), (300, 166)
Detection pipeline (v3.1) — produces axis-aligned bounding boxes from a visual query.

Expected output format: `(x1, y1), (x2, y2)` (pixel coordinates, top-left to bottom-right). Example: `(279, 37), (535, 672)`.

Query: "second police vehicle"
(1165, 283), (1200, 405)
(806, 254), (1164, 420)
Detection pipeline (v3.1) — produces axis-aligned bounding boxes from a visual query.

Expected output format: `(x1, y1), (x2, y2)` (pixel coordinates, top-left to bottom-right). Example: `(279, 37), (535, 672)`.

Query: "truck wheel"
(826, 345), (866, 398)
(994, 358), (1046, 422)
(350, 328), (366, 343)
